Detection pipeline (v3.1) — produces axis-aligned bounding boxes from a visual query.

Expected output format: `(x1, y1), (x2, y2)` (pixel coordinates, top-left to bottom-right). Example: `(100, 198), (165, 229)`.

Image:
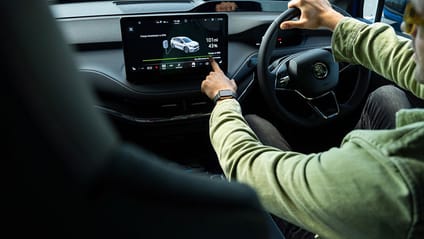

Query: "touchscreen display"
(121, 14), (228, 83)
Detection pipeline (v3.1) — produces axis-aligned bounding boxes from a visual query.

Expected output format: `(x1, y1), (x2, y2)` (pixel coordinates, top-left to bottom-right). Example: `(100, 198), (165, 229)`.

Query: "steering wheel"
(257, 7), (369, 128)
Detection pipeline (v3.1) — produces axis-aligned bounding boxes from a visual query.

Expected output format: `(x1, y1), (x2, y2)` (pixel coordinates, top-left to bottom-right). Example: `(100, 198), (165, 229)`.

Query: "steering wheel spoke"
(295, 90), (340, 120)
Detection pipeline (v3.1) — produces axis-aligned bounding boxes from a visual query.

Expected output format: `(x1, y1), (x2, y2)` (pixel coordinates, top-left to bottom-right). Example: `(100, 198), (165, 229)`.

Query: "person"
(200, 0), (424, 238)
(215, 1), (238, 12)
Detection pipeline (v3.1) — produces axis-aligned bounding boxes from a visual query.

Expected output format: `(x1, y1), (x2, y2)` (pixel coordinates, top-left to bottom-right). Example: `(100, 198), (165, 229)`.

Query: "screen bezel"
(120, 13), (228, 84)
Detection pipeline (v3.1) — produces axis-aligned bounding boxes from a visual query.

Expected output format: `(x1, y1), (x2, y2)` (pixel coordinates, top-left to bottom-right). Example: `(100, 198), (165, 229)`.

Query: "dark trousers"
(354, 85), (412, 129)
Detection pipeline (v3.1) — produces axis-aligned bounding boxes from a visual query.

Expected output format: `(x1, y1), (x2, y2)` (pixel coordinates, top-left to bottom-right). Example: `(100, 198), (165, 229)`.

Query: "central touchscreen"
(121, 14), (228, 83)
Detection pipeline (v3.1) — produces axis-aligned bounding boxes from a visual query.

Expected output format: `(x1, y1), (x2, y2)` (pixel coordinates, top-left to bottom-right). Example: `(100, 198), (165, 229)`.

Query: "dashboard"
(52, 1), (333, 125)
(47, 0), (368, 165)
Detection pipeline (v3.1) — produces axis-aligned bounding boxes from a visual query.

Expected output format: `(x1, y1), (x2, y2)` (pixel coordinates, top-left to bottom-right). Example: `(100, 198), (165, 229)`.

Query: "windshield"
(182, 37), (192, 43)
(51, 0), (355, 12)
(49, 0), (364, 21)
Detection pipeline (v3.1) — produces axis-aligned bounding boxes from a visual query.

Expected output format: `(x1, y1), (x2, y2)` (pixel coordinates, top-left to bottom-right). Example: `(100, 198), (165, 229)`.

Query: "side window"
(385, 0), (407, 15)
(363, 0), (407, 33)
(384, 0), (407, 24)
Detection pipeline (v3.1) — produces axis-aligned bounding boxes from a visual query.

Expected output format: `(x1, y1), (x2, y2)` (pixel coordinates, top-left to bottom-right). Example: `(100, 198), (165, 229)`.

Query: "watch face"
(213, 89), (237, 104)
(219, 89), (234, 97)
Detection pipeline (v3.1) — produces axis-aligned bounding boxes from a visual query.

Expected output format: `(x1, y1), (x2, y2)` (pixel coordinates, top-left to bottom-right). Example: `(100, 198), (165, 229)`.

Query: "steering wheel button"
(276, 75), (290, 89)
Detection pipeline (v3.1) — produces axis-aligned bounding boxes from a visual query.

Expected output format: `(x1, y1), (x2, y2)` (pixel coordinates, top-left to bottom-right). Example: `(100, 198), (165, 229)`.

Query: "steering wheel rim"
(257, 7), (369, 128)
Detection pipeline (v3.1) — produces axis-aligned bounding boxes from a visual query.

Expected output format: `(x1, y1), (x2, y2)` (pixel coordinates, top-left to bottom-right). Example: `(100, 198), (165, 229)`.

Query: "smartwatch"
(213, 89), (238, 104)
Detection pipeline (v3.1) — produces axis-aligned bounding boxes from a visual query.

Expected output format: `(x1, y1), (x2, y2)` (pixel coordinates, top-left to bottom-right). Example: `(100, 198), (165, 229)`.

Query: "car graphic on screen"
(170, 36), (200, 53)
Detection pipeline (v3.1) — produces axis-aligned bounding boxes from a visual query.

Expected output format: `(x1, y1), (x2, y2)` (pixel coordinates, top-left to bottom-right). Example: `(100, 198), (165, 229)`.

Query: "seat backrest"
(1, 1), (279, 238)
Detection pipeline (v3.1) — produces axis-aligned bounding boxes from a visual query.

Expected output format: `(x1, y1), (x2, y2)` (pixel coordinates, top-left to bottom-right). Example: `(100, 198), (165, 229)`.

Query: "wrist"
(321, 10), (344, 31)
(212, 89), (238, 104)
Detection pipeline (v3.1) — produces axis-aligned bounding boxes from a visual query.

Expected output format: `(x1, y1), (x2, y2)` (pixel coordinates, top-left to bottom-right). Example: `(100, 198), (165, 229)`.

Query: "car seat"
(1, 1), (282, 238)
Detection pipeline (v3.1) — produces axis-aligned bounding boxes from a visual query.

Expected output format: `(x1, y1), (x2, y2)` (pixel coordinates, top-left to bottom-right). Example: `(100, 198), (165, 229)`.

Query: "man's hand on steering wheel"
(281, 0), (344, 31)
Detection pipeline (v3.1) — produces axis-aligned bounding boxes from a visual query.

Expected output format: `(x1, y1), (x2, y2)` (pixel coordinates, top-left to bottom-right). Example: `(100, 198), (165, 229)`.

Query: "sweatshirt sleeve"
(332, 17), (424, 99)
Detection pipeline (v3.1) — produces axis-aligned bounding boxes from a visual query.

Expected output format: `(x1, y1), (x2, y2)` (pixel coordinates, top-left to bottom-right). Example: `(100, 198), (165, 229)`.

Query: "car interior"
(4, 0), (420, 237)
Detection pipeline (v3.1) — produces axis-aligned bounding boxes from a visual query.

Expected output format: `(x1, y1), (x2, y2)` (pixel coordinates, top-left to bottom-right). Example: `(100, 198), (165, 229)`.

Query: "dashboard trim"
(95, 105), (211, 123)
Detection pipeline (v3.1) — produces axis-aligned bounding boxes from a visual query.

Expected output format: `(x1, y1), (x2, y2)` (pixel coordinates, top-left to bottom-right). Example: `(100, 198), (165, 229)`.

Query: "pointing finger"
(209, 56), (222, 73)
